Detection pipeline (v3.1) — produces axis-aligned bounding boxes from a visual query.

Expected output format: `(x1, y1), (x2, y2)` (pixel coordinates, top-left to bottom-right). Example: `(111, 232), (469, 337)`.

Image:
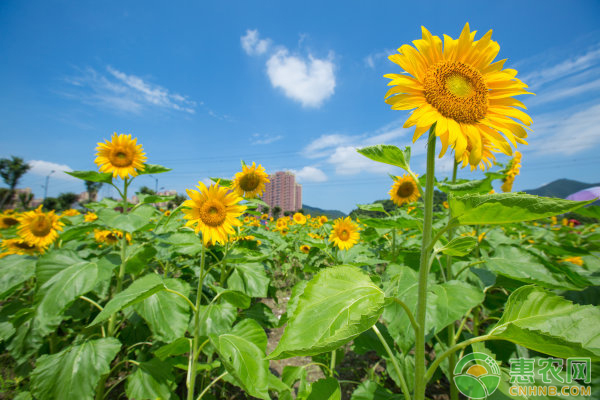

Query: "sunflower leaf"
(210, 177), (233, 187)
(357, 145), (411, 173)
(449, 193), (594, 225)
(137, 163), (172, 175)
(65, 170), (113, 184)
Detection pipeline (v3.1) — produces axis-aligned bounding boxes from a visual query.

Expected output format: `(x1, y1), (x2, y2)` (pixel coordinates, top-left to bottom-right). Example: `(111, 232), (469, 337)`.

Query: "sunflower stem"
(187, 243), (206, 400)
(414, 125), (436, 400)
(446, 158), (459, 400)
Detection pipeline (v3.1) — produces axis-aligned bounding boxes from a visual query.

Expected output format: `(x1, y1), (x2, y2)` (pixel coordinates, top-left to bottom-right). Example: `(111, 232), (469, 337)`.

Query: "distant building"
(262, 171), (302, 215)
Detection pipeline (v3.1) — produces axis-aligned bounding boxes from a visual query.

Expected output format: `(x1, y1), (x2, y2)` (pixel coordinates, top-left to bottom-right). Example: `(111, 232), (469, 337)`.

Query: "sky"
(1, 0), (599, 213)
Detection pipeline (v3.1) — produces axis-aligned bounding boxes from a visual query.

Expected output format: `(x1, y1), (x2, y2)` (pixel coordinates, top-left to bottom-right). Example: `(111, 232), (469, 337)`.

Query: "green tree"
(139, 186), (156, 195)
(43, 197), (61, 211)
(283, 211), (291, 217)
(57, 192), (79, 210)
(18, 192), (33, 209)
(84, 181), (103, 203)
(297, 208), (305, 214)
(168, 193), (186, 210)
(261, 205), (270, 215)
(0, 156), (31, 209)
(272, 205), (281, 219)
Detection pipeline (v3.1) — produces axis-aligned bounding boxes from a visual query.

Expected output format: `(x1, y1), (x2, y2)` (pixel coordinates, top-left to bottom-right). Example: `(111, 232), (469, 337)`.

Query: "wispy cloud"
(64, 66), (197, 114)
(28, 160), (76, 181)
(251, 133), (283, 145)
(241, 29), (270, 55)
(302, 119), (417, 175)
(364, 49), (395, 69)
(529, 103), (600, 156)
(241, 29), (336, 108)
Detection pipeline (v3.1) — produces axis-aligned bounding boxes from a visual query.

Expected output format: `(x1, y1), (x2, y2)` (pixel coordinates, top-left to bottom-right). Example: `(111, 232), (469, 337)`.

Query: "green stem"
(196, 371), (228, 400)
(164, 288), (197, 312)
(372, 325), (411, 400)
(414, 125), (436, 400)
(187, 244), (206, 400)
(107, 178), (130, 337)
(391, 229), (397, 262)
(330, 350), (336, 377)
(447, 158), (459, 400)
(391, 297), (419, 333)
(424, 335), (494, 383)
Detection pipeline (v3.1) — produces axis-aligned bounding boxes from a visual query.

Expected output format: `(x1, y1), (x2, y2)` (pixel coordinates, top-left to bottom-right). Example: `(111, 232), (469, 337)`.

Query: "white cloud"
(28, 160), (76, 181)
(327, 146), (395, 175)
(64, 66), (196, 114)
(266, 49), (336, 108)
(521, 46), (600, 89)
(251, 133), (283, 145)
(241, 29), (270, 55)
(527, 74), (600, 107)
(303, 134), (353, 157)
(289, 166), (327, 182)
(530, 103), (600, 155)
(363, 49), (396, 69)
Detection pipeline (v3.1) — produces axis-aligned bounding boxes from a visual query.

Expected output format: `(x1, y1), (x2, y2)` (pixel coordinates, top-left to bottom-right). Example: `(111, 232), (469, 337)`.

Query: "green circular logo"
(453, 352), (501, 399)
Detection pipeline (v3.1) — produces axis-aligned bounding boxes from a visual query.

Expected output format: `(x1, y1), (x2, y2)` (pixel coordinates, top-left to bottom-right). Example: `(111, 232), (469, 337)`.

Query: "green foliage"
(357, 145), (411, 173)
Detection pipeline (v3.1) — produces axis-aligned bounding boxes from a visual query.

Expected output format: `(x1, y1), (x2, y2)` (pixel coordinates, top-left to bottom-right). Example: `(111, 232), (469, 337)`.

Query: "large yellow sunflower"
(182, 181), (246, 246)
(231, 162), (269, 198)
(0, 212), (20, 229)
(95, 133), (147, 179)
(293, 212), (307, 225)
(0, 238), (42, 258)
(389, 175), (421, 206)
(17, 206), (64, 249)
(385, 23), (532, 167)
(329, 217), (360, 250)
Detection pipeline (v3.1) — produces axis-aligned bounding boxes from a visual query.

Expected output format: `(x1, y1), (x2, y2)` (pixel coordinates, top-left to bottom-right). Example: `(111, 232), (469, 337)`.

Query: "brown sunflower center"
(109, 148), (134, 167)
(200, 200), (227, 227)
(423, 61), (488, 124)
(238, 172), (261, 192)
(339, 228), (350, 241)
(2, 217), (18, 227)
(397, 181), (415, 198)
(29, 215), (52, 237)
(105, 232), (119, 243)
(15, 241), (36, 250)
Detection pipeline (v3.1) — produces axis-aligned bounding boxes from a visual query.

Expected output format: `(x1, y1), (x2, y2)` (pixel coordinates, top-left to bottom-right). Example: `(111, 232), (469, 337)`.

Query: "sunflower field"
(1, 23), (600, 400)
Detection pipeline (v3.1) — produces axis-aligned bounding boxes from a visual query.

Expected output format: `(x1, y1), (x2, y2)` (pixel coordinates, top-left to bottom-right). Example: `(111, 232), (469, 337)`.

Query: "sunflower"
(17, 206), (63, 249)
(319, 215), (328, 224)
(182, 181), (246, 246)
(84, 212), (98, 222)
(95, 133), (147, 179)
(501, 151), (522, 192)
(300, 244), (311, 254)
(385, 23), (532, 167)
(560, 256), (583, 266)
(61, 209), (80, 217)
(231, 162), (269, 198)
(293, 212), (307, 225)
(276, 218), (288, 230)
(0, 212), (20, 229)
(94, 229), (131, 245)
(389, 175), (421, 206)
(329, 217), (360, 250)
(0, 238), (42, 258)
(261, 213), (269, 220)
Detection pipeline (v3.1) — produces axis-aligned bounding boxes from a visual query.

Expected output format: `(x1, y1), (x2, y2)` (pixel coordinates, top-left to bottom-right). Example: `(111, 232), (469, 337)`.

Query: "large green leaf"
(484, 245), (584, 290)
(89, 274), (165, 326)
(351, 380), (402, 400)
(436, 175), (495, 196)
(227, 262), (270, 298)
(65, 170), (113, 184)
(382, 265), (484, 353)
(0, 255), (36, 300)
(36, 249), (87, 289)
(125, 358), (176, 400)
(9, 260), (110, 360)
(97, 204), (159, 232)
(449, 193), (592, 225)
(137, 163), (172, 175)
(356, 145), (411, 173)
(268, 265), (385, 359)
(489, 286), (600, 360)
(133, 278), (191, 343)
(30, 338), (121, 400)
(214, 319), (270, 399)
(435, 236), (477, 257)
(198, 303), (237, 337)
(575, 205), (600, 220)
(307, 377), (341, 400)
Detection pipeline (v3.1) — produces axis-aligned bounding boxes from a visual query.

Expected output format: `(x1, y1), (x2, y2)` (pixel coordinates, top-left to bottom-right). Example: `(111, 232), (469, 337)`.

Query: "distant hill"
(302, 204), (346, 219)
(524, 179), (600, 199)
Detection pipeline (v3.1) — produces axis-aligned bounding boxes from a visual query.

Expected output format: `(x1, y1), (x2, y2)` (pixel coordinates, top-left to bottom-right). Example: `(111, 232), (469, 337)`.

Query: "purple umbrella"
(566, 186), (600, 202)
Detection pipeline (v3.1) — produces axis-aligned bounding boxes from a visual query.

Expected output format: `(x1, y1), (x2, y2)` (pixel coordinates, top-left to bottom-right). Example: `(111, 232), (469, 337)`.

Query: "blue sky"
(1, 0), (599, 213)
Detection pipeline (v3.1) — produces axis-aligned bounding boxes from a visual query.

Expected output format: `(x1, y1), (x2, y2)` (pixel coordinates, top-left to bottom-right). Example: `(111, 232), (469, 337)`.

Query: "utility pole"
(149, 174), (158, 193)
(43, 170), (55, 200)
